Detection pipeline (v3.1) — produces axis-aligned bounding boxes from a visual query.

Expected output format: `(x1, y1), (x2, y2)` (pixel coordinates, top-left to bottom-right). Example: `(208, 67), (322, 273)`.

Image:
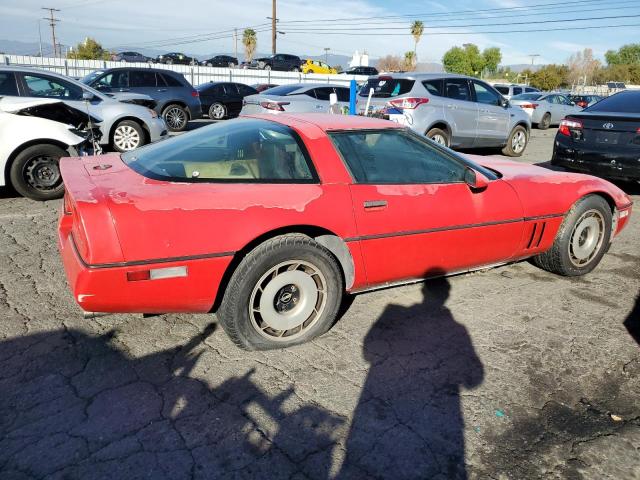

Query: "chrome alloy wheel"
(164, 107), (187, 130)
(25, 155), (61, 191)
(511, 130), (527, 153)
(568, 209), (605, 267)
(249, 260), (327, 341)
(113, 124), (141, 151)
(210, 103), (226, 120)
(431, 133), (447, 146)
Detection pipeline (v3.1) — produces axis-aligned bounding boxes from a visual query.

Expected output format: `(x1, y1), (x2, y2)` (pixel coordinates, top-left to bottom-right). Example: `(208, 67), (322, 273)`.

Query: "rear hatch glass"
(358, 78), (415, 98)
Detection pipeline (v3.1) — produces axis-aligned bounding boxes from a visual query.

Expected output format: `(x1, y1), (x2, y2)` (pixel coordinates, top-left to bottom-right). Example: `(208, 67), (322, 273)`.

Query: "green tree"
(529, 64), (569, 90)
(68, 38), (111, 60)
(410, 20), (424, 60)
(605, 43), (640, 65)
(482, 47), (502, 76)
(442, 46), (472, 75)
(242, 28), (257, 62)
(404, 51), (416, 71)
(464, 44), (485, 75)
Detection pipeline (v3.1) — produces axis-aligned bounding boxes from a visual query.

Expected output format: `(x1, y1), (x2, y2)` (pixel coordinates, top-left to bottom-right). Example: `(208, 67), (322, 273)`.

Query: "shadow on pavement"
(623, 293), (640, 345)
(337, 270), (484, 479)
(1, 272), (483, 479)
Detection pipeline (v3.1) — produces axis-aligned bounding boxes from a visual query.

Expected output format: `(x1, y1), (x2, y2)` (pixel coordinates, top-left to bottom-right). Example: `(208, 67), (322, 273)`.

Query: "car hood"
(0, 96), (102, 127)
(467, 155), (632, 216)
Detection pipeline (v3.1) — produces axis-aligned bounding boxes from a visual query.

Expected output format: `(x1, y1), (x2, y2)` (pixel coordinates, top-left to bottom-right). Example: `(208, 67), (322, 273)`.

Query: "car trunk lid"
(568, 113), (640, 148)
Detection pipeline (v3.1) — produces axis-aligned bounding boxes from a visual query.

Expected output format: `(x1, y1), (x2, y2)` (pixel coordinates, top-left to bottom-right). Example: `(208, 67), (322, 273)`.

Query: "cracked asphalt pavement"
(1, 127), (639, 479)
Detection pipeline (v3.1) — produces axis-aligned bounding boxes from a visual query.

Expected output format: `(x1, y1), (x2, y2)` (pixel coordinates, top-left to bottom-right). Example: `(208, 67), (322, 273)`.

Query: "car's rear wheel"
(208, 102), (227, 120)
(502, 125), (528, 157)
(291, 67), (300, 72)
(533, 195), (612, 276)
(9, 144), (67, 201)
(112, 120), (144, 152)
(538, 113), (551, 130)
(426, 128), (450, 147)
(264, 64), (271, 71)
(162, 104), (188, 132)
(228, 62), (236, 68)
(217, 234), (344, 350)
(206, 62), (213, 67)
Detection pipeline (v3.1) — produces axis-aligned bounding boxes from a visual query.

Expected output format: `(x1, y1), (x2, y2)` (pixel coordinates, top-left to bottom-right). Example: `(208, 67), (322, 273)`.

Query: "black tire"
(228, 62), (236, 68)
(208, 102), (227, 120)
(111, 119), (145, 152)
(264, 64), (272, 71)
(538, 113), (551, 130)
(162, 104), (189, 132)
(217, 234), (344, 350)
(291, 67), (300, 72)
(166, 59), (173, 65)
(9, 144), (67, 201)
(533, 195), (612, 276)
(426, 127), (450, 147)
(206, 62), (213, 67)
(502, 125), (528, 157)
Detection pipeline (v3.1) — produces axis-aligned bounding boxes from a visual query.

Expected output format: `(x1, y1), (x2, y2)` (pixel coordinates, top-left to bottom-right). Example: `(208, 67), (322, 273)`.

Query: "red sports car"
(58, 114), (633, 350)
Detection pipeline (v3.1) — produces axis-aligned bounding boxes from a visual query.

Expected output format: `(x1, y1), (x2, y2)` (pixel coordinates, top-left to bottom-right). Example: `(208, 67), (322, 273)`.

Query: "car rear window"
(358, 78), (415, 98)
(261, 85), (303, 96)
(511, 93), (542, 100)
(584, 91), (640, 113)
(121, 119), (317, 183)
(0, 72), (18, 95)
(494, 86), (510, 95)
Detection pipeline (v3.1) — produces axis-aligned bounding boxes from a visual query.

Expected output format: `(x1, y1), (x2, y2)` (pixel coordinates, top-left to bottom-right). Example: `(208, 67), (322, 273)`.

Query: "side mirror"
(500, 98), (509, 108)
(464, 167), (489, 192)
(82, 91), (95, 101)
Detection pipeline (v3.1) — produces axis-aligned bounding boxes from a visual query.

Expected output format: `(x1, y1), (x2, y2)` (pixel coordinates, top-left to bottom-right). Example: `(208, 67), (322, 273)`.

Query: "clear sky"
(2, 0), (639, 64)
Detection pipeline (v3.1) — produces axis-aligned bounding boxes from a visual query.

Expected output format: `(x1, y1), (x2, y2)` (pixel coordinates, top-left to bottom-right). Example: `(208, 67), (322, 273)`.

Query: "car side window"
(330, 129), (466, 184)
(422, 79), (443, 96)
(512, 87), (523, 96)
(129, 70), (157, 87)
(122, 120), (317, 183)
(445, 79), (471, 102)
(0, 72), (18, 95)
(161, 73), (183, 87)
(237, 84), (257, 96)
(313, 88), (332, 101)
(22, 74), (83, 100)
(557, 95), (570, 105)
(472, 81), (501, 105)
(336, 88), (350, 102)
(224, 84), (239, 95)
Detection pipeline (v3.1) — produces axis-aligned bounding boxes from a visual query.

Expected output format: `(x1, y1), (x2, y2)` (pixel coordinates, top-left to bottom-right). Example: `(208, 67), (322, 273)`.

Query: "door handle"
(157, 89), (167, 92)
(119, 88), (130, 92)
(364, 200), (387, 209)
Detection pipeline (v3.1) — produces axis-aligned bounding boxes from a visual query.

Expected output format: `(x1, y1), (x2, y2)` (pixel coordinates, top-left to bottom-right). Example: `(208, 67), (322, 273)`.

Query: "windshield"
(358, 78), (415, 98)
(261, 85), (303, 96)
(511, 93), (542, 101)
(81, 71), (103, 85)
(584, 91), (640, 113)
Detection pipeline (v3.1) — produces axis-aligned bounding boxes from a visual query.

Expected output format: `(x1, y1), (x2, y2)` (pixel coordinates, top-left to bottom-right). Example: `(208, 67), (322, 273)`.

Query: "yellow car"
(302, 59), (337, 74)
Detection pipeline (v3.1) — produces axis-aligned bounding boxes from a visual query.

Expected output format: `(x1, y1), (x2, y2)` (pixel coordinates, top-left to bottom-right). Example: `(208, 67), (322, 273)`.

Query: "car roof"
(369, 72), (477, 80)
(245, 113), (402, 132)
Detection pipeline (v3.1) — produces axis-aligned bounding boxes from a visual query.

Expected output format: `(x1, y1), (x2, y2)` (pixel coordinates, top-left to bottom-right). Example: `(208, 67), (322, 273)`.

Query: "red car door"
(330, 129), (524, 286)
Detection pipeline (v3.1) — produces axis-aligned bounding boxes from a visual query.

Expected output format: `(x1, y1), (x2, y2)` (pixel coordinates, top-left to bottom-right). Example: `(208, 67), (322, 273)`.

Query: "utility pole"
(528, 54), (540, 65)
(42, 7), (61, 58)
(233, 28), (238, 60)
(37, 20), (43, 57)
(324, 47), (330, 65)
(271, 0), (276, 54)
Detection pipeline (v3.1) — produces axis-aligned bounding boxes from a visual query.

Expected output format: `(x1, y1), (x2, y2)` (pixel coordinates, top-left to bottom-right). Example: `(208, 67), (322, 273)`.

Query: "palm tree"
(410, 20), (424, 60)
(243, 28), (257, 63)
(404, 51), (416, 71)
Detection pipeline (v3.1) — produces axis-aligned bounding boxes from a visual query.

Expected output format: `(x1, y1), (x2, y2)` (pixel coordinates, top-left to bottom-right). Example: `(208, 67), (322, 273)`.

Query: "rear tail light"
(388, 97), (429, 109)
(520, 103), (538, 109)
(127, 266), (188, 282)
(559, 118), (583, 136)
(191, 90), (199, 97)
(260, 101), (289, 111)
(577, 101), (587, 108)
(63, 193), (72, 215)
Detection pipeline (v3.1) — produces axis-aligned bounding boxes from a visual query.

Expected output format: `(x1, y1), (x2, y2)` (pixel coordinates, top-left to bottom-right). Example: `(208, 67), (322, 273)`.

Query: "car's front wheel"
(112, 120), (145, 152)
(9, 144), (67, 201)
(162, 104), (189, 132)
(533, 195), (612, 276)
(208, 102), (227, 120)
(217, 234), (344, 350)
(426, 127), (450, 147)
(502, 125), (528, 157)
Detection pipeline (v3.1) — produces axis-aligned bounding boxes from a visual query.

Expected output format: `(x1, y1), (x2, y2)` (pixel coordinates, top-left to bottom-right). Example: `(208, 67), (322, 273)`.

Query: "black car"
(81, 68), (203, 132)
(568, 94), (604, 108)
(341, 66), (379, 76)
(202, 55), (238, 68)
(552, 90), (640, 181)
(112, 51), (152, 63)
(196, 81), (258, 119)
(156, 52), (197, 65)
(252, 54), (303, 72)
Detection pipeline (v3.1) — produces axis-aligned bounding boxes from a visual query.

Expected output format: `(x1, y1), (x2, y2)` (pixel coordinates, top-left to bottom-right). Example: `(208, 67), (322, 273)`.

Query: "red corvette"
(58, 114), (633, 350)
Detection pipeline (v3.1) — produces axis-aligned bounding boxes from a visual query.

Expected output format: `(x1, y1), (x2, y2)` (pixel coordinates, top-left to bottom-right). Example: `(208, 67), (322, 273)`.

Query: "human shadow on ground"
(623, 293), (640, 345)
(337, 271), (485, 479)
(0, 323), (343, 479)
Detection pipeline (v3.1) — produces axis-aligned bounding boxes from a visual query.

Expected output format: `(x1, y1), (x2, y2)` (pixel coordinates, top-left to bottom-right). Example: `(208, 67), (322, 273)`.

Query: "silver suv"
(359, 73), (531, 157)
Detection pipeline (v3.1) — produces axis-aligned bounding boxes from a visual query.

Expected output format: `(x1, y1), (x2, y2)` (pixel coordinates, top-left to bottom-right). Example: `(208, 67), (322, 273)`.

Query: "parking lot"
(0, 126), (638, 479)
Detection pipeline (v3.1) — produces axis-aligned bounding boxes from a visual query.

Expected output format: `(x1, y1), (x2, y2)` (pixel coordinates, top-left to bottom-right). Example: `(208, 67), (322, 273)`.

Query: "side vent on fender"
(526, 222), (547, 249)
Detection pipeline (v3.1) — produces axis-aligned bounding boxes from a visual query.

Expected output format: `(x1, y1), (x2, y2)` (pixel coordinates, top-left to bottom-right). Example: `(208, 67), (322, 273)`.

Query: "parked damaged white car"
(0, 97), (102, 200)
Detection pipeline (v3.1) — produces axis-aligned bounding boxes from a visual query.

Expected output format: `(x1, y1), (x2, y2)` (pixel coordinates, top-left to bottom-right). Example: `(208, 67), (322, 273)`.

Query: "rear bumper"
(147, 117), (169, 143)
(552, 135), (640, 181)
(58, 209), (233, 314)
